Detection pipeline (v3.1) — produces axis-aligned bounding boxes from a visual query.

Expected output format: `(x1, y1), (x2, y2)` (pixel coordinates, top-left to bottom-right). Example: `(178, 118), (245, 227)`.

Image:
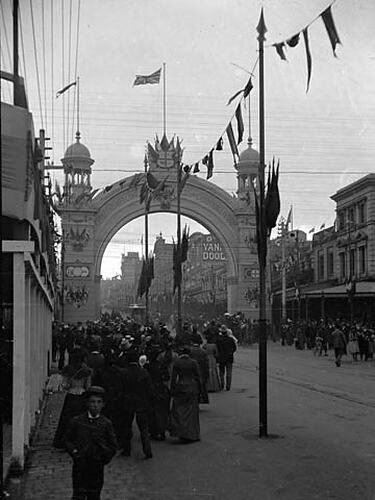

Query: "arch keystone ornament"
(60, 134), (270, 323)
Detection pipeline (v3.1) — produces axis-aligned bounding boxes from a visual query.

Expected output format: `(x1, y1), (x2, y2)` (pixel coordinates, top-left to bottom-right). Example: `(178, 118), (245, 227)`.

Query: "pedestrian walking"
(189, 343), (209, 404)
(65, 386), (118, 500)
(216, 326), (237, 390)
(170, 346), (201, 443)
(121, 349), (153, 459)
(202, 335), (221, 392)
(53, 348), (92, 449)
(332, 321), (347, 367)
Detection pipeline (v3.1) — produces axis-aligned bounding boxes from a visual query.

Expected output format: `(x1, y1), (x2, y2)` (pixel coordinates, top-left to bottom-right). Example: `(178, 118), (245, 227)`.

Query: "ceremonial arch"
(60, 134), (263, 324)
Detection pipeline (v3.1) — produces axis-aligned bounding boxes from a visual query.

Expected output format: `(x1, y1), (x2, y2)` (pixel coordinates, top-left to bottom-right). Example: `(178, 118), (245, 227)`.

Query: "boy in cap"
(65, 386), (118, 500)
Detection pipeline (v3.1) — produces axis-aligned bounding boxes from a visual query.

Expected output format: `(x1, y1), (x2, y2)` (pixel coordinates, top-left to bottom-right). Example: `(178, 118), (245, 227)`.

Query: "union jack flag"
(133, 68), (161, 86)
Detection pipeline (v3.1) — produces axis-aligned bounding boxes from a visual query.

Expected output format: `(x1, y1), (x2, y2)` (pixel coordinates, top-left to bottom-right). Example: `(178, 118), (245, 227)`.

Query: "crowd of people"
(280, 318), (375, 366)
(51, 313), (237, 499)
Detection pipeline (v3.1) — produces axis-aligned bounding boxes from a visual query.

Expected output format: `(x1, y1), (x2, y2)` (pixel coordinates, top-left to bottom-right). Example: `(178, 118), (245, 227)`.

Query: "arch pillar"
(226, 276), (239, 314)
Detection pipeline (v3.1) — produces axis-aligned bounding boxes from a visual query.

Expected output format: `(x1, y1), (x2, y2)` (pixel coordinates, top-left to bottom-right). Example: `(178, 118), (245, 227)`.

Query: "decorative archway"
(60, 138), (262, 323)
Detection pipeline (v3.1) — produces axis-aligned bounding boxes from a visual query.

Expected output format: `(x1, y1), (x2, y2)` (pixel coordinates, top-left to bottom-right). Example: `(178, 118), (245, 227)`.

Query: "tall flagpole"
(176, 140), (182, 337)
(257, 8), (268, 438)
(144, 154), (149, 324)
(163, 62), (166, 136)
(76, 76), (80, 136)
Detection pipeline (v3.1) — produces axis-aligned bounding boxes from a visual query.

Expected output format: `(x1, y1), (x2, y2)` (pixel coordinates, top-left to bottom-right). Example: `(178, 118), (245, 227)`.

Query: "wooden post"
(257, 8), (268, 438)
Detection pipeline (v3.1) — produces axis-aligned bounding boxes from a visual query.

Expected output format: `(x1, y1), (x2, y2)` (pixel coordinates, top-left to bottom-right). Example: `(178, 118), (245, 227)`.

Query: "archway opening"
(100, 212), (229, 323)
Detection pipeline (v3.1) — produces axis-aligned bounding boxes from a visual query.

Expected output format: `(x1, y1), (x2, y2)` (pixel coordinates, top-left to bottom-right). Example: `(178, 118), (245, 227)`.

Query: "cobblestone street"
(8, 346), (375, 500)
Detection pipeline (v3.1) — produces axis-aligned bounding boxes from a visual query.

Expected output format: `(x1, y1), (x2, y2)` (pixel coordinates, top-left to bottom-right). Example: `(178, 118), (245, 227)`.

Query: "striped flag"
(133, 68), (162, 86)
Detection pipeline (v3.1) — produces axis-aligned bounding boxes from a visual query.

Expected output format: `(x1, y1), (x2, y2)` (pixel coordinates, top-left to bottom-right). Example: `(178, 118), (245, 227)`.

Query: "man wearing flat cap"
(65, 386), (118, 499)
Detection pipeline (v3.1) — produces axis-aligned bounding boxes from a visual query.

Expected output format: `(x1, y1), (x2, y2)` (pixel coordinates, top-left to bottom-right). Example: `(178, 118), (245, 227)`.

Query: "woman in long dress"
(203, 341), (221, 392)
(53, 348), (92, 449)
(169, 347), (201, 443)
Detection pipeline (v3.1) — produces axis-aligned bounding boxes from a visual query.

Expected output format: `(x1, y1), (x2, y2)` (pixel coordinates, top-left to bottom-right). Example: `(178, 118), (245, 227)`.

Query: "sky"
(2, 0), (375, 278)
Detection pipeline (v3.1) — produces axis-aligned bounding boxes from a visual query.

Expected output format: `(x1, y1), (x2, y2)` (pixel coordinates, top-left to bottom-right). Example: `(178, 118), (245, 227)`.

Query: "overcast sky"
(2, 0), (375, 278)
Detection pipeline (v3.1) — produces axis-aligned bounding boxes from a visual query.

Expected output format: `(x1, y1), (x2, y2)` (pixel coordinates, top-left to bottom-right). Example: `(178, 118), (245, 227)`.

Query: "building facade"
(1, 88), (56, 470)
(306, 174), (375, 320)
(271, 174), (375, 323)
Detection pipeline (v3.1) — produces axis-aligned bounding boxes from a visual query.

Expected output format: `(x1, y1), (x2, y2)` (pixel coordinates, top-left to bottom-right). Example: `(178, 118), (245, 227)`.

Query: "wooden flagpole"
(176, 140), (182, 337)
(257, 8), (268, 438)
(76, 76), (80, 137)
(144, 154), (149, 323)
(163, 62), (166, 136)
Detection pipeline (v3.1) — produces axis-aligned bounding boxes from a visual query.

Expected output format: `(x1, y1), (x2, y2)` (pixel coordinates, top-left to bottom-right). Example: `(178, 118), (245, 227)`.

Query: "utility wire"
(30, 0), (44, 129)
(42, 0), (47, 132)
(67, 0), (73, 145)
(0, 0), (12, 66)
(19, 7), (28, 97)
(51, 0), (55, 162)
(0, 49), (12, 101)
(61, 0), (65, 150)
(71, 0), (81, 139)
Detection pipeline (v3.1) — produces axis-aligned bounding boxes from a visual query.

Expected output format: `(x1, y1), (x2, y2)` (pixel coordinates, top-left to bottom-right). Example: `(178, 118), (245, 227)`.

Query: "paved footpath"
(16, 388), (151, 500)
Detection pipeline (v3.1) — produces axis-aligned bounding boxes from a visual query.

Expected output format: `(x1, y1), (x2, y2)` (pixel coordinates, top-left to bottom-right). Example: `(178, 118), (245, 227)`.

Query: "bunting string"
(187, 57), (259, 180)
(269, 2), (341, 93)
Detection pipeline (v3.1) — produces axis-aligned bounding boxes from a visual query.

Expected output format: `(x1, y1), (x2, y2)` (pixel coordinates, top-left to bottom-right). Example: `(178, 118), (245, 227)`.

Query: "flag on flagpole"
(133, 68), (162, 86)
(56, 81), (76, 98)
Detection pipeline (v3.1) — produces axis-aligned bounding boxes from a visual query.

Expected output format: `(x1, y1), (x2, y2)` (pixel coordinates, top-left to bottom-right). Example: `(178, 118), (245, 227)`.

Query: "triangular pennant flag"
(206, 149), (214, 180)
(227, 76), (253, 106)
(273, 42), (287, 61)
(216, 137), (223, 151)
(235, 103), (244, 145)
(287, 33), (300, 47)
(202, 155), (209, 166)
(226, 122), (239, 161)
(321, 6), (341, 57)
(243, 77), (253, 99)
(193, 162), (200, 173)
(303, 28), (312, 92)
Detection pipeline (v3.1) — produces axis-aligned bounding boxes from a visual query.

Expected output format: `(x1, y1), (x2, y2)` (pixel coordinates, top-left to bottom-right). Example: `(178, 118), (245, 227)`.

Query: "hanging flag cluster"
(172, 225), (189, 293)
(272, 5), (341, 92)
(184, 75), (254, 180)
(136, 254), (155, 298)
(139, 167), (168, 210)
(254, 158), (281, 267)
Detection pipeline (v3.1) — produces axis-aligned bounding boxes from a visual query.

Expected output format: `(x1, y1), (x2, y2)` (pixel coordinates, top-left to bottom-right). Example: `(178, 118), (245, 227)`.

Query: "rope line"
(30, 0), (44, 129)
(67, 0), (73, 145)
(51, 0), (55, 162)
(42, 0), (47, 131)
(61, 0), (65, 151)
(19, 7), (28, 97)
(71, 0), (81, 139)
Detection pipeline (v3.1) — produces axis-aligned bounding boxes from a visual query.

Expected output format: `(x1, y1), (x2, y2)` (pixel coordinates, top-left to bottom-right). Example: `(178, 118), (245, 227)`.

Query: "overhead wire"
(42, 0), (47, 132)
(18, 6), (29, 98)
(0, 0), (13, 101)
(61, 0), (65, 150)
(29, 0), (44, 129)
(51, 0), (55, 163)
(67, 0), (73, 145)
(71, 0), (81, 139)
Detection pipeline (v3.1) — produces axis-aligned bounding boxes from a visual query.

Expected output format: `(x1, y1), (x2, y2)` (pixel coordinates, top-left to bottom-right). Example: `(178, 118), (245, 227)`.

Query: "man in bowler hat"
(65, 386), (118, 500)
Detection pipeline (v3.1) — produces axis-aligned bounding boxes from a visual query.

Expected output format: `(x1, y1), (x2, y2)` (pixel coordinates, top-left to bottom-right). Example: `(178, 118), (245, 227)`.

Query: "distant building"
(306, 174), (375, 321)
(182, 232), (227, 318)
(273, 174), (375, 322)
(100, 251), (142, 312)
